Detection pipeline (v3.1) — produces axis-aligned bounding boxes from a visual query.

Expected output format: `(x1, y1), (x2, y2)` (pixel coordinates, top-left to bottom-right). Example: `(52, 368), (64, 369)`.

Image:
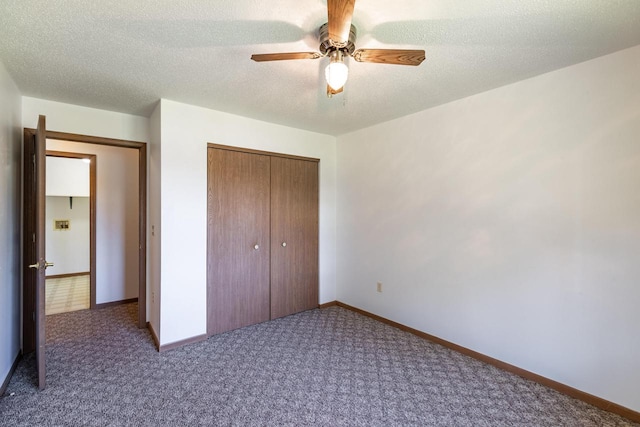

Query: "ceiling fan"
(251, 0), (426, 97)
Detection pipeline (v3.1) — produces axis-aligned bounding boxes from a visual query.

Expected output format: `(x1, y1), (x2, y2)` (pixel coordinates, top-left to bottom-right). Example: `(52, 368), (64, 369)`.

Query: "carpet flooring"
(0, 303), (636, 426)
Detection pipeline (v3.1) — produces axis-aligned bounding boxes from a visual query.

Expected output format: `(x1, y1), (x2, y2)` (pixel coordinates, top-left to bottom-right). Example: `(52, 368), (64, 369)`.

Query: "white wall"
(336, 45), (640, 412)
(22, 97), (148, 143)
(45, 196), (90, 276)
(46, 140), (139, 304)
(0, 60), (22, 388)
(158, 100), (337, 346)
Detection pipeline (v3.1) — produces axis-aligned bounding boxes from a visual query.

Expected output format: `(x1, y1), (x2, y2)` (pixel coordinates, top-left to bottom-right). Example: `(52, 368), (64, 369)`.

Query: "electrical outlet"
(377, 282), (383, 293)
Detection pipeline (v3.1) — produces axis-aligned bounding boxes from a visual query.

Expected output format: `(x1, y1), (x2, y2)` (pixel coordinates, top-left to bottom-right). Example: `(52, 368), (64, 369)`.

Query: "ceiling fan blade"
(352, 49), (426, 66)
(251, 52), (322, 62)
(328, 0), (356, 45)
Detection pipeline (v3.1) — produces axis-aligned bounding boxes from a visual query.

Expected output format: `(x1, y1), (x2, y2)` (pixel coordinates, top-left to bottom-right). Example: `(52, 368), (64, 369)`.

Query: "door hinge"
(32, 233), (36, 243)
(32, 154), (35, 165)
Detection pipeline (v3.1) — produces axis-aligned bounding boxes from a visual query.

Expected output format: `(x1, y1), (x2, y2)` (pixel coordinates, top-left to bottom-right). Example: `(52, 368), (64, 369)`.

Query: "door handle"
(28, 261), (54, 269)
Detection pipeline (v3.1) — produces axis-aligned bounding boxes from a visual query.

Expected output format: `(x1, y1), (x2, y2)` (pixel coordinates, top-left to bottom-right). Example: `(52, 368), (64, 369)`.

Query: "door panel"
(270, 157), (319, 319)
(23, 116), (48, 389)
(207, 148), (271, 335)
(22, 130), (37, 355)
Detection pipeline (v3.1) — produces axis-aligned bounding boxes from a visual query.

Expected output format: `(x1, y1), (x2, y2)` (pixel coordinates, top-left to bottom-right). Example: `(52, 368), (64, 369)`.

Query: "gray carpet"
(0, 303), (636, 426)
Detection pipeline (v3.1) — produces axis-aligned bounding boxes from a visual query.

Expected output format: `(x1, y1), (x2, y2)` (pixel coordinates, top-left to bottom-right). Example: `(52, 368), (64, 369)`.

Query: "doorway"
(23, 127), (147, 359)
(44, 151), (96, 315)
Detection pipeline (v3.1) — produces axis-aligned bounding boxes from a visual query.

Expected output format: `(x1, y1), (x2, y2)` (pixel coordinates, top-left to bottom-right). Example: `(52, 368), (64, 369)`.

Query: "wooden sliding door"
(270, 157), (319, 319)
(207, 148), (271, 335)
(207, 145), (319, 335)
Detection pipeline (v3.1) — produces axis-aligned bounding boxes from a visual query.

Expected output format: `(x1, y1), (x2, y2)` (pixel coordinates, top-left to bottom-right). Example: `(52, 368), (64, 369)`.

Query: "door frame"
(24, 128), (147, 329)
(45, 150), (97, 309)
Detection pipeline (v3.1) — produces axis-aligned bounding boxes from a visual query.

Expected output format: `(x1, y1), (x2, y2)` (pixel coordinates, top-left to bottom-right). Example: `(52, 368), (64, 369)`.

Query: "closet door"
(270, 157), (319, 319)
(207, 148), (271, 335)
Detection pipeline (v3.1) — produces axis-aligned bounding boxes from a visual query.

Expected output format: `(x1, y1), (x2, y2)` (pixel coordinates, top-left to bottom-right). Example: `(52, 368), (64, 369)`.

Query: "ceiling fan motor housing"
(319, 23), (357, 56)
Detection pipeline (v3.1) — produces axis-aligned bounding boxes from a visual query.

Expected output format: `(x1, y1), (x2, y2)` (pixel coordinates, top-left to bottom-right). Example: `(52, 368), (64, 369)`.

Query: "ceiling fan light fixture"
(325, 50), (348, 91)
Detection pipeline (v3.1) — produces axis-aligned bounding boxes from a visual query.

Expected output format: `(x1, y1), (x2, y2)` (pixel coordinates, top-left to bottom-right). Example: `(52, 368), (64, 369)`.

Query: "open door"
(23, 115), (51, 389)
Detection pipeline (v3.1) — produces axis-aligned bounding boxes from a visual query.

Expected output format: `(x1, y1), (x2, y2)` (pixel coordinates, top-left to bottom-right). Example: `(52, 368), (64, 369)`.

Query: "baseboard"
(0, 352), (21, 397)
(45, 272), (90, 279)
(328, 301), (640, 424)
(158, 333), (207, 353)
(146, 321), (207, 353)
(94, 297), (138, 309)
(318, 301), (338, 309)
(147, 322), (160, 351)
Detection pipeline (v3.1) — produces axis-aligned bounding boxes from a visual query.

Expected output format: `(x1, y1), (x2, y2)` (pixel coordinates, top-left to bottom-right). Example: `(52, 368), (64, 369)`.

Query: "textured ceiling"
(1, 0), (639, 136)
